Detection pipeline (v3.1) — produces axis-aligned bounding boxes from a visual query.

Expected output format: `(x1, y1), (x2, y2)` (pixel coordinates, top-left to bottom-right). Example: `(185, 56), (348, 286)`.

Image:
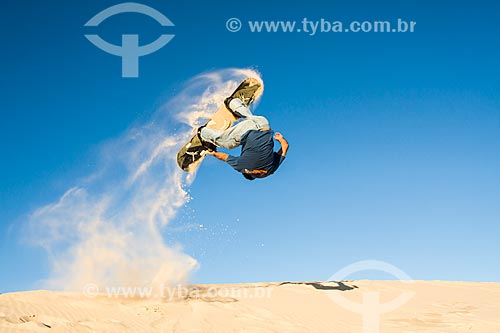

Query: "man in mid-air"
(198, 97), (288, 180)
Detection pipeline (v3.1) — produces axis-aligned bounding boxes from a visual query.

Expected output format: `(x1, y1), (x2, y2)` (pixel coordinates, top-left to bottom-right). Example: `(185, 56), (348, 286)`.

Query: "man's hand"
(274, 132), (289, 157)
(207, 150), (228, 161)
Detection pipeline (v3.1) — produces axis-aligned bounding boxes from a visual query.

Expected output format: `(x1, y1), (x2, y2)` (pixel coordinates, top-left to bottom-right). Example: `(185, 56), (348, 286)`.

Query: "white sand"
(1, 280), (499, 332)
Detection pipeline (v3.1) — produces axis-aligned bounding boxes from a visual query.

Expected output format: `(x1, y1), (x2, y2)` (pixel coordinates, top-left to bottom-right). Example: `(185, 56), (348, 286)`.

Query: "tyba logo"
(84, 2), (174, 78)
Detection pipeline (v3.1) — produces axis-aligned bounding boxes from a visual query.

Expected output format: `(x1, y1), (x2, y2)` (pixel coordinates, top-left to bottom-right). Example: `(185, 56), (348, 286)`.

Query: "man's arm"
(274, 132), (289, 157)
(207, 151), (228, 161)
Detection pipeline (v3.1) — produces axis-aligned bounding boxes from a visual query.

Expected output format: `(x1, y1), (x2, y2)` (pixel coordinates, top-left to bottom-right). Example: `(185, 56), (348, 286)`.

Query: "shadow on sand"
(278, 281), (358, 291)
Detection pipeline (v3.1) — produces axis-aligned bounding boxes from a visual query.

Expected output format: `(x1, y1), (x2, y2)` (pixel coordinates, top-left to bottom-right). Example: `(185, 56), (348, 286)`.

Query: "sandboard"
(176, 78), (263, 172)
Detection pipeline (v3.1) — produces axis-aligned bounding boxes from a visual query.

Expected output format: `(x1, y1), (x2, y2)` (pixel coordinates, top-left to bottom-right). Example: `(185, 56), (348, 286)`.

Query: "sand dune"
(1, 280), (499, 332)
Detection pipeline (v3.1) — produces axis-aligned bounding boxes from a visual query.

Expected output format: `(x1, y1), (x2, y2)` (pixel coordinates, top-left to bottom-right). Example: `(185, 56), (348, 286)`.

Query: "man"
(198, 97), (288, 180)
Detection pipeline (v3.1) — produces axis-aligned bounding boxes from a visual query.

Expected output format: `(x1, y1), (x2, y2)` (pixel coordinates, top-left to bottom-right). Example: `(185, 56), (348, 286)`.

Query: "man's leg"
(201, 119), (260, 149)
(229, 98), (270, 127)
(228, 98), (254, 118)
(200, 97), (271, 149)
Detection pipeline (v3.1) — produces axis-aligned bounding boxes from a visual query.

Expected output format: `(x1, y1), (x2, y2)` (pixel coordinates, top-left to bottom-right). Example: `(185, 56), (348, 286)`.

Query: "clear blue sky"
(1, 0), (499, 292)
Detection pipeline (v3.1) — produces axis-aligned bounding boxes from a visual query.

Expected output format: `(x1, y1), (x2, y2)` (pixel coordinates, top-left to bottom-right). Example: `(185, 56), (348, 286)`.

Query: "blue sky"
(1, 0), (499, 292)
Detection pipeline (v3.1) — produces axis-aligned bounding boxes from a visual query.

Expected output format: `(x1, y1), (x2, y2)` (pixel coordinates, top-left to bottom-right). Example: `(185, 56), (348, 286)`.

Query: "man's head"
(242, 169), (269, 181)
(243, 173), (256, 181)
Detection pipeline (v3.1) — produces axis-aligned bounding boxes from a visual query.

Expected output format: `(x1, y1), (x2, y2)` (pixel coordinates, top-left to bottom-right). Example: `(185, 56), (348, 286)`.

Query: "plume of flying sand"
(26, 68), (263, 293)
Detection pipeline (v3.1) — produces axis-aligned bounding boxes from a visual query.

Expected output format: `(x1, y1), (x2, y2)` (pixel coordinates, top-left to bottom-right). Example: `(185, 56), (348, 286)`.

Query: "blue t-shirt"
(226, 130), (286, 180)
